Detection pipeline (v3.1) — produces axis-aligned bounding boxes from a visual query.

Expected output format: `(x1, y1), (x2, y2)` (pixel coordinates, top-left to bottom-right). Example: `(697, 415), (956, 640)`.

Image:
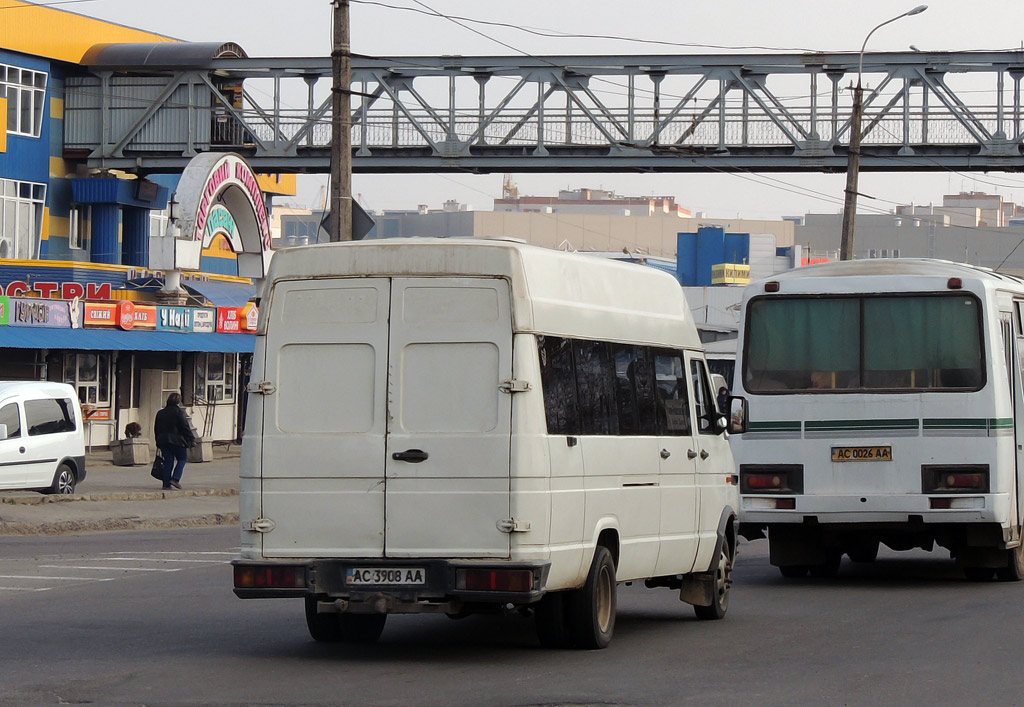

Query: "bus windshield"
(744, 294), (984, 393)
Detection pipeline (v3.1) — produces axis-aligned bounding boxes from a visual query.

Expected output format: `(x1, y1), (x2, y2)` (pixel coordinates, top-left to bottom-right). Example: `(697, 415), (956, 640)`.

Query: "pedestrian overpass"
(64, 50), (1024, 174)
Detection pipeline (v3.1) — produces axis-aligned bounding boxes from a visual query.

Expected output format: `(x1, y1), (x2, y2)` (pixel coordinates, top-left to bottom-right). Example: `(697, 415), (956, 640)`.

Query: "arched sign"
(174, 153), (272, 278)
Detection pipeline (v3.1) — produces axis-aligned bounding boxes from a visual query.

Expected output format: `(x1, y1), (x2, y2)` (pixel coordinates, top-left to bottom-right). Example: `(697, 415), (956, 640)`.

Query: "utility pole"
(330, 0), (352, 242)
(839, 83), (862, 261)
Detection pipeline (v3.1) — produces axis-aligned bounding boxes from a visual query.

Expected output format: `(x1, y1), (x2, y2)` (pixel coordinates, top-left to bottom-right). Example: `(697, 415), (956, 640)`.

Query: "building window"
(0, 179), (46, 259)
(69, 205), (91, 250)
(62, 353), (111, 407)
(150, 207), (169, 238)
(2, 64), (47, 138)
(195, 352), (236, 403)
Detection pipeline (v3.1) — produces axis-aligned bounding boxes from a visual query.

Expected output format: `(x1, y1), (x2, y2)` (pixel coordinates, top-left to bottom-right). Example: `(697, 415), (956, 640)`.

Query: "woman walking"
(154, 392), (195, 490)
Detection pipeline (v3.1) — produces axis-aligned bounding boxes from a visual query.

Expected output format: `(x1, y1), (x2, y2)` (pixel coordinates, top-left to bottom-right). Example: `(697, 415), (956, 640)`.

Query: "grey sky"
(68, 0), (1024, 218)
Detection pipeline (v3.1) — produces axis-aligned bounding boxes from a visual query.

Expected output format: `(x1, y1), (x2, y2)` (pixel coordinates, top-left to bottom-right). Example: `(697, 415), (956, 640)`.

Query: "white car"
(0, 381), (86, 494)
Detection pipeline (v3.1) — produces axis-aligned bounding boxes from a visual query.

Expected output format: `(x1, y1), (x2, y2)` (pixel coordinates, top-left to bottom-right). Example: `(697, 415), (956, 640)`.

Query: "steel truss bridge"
(64, 51), (1024, 174)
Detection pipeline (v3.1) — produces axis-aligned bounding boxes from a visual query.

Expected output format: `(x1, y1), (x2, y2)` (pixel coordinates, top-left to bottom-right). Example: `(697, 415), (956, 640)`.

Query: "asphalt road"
(1, 527), (1021, 707)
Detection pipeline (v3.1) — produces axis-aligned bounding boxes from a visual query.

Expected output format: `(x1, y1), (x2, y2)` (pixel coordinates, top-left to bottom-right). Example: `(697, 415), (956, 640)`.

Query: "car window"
(0, 402), (21, 438)
(25, 398), (75, 436)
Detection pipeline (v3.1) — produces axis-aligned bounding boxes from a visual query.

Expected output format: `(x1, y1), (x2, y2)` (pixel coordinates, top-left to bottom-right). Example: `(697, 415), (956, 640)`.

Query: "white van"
(232, 239), (740, 648)
(0, 381), (86, 494)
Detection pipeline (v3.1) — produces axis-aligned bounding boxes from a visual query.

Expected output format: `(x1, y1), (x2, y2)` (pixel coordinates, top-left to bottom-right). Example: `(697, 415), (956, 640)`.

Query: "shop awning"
(184, 280), (257, 307)
(0, 328), (256, 353)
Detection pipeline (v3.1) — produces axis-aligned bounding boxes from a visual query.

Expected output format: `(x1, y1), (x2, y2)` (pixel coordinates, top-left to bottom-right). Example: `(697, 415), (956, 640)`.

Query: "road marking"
(104, 551), (238, 556)
(0, 574), (115, 582)
(90, 557), (227, 564)
(0, 586), (50, 592)
(38, 565), (182, 573)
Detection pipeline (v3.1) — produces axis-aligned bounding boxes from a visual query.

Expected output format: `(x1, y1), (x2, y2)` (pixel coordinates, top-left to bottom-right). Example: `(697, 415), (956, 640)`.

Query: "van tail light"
(740, 465), (803, 494)
(234, 565), (306, 589)
(456, 569), (535, 592)
(921, 465), (989, 493)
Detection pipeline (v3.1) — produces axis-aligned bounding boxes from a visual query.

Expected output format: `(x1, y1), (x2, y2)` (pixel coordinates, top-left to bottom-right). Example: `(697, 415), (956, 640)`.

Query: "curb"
(0, 512), (240, 536)
(0, 488), (239, 505)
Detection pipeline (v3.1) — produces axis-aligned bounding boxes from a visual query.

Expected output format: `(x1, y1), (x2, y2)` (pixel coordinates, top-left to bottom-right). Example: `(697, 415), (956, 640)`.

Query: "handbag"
(150, 451), (164, 481)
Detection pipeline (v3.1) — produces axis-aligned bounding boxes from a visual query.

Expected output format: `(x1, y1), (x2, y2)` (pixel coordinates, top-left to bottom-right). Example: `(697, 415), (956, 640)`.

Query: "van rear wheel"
(304, 597), (387, 643)
(46, 463), (76, 495)
(996, 543), (1024, 582)
(566, 546), (616, 650)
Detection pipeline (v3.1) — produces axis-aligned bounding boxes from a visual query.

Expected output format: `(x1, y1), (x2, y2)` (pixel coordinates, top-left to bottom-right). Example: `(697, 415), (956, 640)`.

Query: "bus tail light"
(234, 564), (307, 589)
(921, 465), (989, 494)
(740, 465), (804, 494)
(456, 569), (535, 592)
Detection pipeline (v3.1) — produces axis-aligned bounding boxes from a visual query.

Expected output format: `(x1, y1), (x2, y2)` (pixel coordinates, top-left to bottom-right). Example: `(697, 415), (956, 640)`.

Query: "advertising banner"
(0, 296), (8, 325)
(216, 304), (258, 333)
(10, 298), (76, 328)
(192, 308), (215, 333)
(131, 305), (157, 330)
(157, 306), (193, 332)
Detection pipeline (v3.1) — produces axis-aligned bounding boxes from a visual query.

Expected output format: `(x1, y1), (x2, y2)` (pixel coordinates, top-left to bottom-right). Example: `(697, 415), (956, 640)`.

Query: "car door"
(688, 354), (733, 560)
(0, 400), (30, 489)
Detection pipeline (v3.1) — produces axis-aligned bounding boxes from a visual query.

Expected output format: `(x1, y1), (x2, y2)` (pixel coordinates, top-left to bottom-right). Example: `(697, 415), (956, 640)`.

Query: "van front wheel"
(567, 546), (616, 649)
(694, 542), (732, 620)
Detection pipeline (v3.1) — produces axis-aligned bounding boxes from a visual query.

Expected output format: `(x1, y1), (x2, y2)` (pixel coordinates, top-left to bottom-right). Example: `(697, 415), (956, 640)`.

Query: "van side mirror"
(728, 397), (748, 435)
(0, 423), (7, 441)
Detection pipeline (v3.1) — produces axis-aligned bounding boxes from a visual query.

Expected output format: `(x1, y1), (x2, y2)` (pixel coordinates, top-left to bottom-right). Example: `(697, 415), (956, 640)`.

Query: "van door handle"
(392, 449), (429, 463)
(687, 449), (698, 459)
(660, 449), (671, 459)
(700, 449), (710, 460)
(19, 446), (25, 454)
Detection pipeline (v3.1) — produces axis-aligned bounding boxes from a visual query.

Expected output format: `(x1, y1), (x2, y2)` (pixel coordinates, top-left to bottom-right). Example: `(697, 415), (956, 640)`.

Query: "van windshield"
(744, 293), (984, 392)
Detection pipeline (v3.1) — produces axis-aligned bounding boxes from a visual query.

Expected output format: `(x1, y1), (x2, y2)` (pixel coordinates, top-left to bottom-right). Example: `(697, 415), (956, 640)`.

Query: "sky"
(56, 0), (1024, 219)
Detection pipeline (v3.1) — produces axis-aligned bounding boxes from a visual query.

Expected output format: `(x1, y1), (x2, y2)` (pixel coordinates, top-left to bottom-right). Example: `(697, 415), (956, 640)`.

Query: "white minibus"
(232, 238), (740, 648)
(731, 259), (1024, 580)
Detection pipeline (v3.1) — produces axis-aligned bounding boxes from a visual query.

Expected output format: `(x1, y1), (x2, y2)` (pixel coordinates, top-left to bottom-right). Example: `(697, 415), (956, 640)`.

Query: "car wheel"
(694, 541), (733, 621)
(46, 463), (76, 495)
(996, 543), (1024, 582)
(566, 546), (616, 650)
(304, 596), (343, 642)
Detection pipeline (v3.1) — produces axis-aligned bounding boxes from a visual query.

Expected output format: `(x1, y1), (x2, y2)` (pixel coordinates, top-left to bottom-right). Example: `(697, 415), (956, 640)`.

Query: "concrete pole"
(331, 0), (353, 242)
(839, 83), (863, 261)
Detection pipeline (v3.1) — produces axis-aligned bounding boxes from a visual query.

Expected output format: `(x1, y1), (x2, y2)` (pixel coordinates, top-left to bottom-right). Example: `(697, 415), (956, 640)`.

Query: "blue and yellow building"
(0, 1), (295, 446)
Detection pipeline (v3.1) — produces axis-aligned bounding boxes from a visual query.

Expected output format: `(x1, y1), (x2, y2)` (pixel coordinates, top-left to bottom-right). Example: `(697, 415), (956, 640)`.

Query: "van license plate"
(346, 568), (426, 586)
(831, 446), (893, 462)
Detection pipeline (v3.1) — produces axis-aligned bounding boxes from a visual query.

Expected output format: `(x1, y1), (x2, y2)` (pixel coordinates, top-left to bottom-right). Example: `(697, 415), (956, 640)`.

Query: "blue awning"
(0, 328), (256, 353)
(184, 280), (256, 307)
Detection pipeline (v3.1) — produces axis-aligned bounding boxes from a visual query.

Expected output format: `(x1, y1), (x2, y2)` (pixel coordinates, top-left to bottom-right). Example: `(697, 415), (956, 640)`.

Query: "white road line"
(37, 565), (182, 573)
(0, 574), (115, 582)
(78, 557), (227, 564)
(0, 581), (50, 590)
(104, 551), (238, 556)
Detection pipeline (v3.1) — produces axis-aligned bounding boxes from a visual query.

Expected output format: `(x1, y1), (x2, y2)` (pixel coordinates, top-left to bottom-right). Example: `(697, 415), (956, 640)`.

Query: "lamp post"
(839, 4), (928, 260)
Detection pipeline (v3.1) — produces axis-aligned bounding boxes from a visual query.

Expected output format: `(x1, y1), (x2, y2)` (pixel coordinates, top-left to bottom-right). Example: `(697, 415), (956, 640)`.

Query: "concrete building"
(495, 187), (692, 218)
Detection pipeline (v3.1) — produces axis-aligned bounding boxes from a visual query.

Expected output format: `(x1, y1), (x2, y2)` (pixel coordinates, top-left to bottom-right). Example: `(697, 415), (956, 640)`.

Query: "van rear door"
(260, 278), (391, 558)
(385, 278), (513, 559)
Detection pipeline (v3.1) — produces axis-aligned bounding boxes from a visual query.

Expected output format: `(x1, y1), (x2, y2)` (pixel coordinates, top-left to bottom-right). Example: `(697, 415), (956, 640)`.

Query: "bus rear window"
(744, 294), (984, 392)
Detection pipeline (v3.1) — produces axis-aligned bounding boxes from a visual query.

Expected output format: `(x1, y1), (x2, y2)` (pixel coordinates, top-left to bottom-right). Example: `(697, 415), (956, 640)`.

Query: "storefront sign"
(216, 304), (258, 333)
(0, 296), (8, 326)
(0, 281), (112, 299)
(83, 302), (155, 330)
(158, 306), (193, 332)
(192, 308), (215, 333)
(11, 298), (77, 328)
(130, 304), (157, 329)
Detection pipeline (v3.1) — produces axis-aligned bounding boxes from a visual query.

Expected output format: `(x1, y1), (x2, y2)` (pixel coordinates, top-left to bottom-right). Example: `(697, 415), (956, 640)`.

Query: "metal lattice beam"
(63, 51), (1024, 174)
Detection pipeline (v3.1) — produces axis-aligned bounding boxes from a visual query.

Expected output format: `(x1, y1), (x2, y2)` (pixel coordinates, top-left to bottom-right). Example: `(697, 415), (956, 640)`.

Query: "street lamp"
(839, 4), (928, 261)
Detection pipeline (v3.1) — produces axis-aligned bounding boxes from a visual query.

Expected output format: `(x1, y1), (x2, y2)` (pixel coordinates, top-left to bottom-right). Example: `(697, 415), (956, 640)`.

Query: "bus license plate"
(346, 567), (426, 586)
(831, 446), (893, 462)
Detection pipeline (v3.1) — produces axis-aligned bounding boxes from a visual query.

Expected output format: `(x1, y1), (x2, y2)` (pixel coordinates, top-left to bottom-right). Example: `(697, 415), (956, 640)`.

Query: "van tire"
(46, 463), (76, 495)
(996, 543), (1024, 582)
(566, 546), (616, 650)
(337, 613), (387, 643)
(534, 592), (572, 648)
(778, 565), (809, 578)
(809, 551), (842, 578)
(304, 596), (343, 642)
(694, 542), (732, 620)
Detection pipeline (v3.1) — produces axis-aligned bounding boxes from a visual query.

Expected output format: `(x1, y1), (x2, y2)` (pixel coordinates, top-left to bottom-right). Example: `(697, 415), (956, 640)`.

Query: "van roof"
(0, 381), (76, 398)
(265, 238), (702, 349)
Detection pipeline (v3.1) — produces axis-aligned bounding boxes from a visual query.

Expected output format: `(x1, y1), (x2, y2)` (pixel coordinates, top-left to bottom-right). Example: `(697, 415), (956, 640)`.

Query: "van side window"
(690, 359), (717, 435)
(654, 353), (692, 436)
(611, 344), (657, 435)
(0, 402), (21, 438)
(25, 398), (75, 436)
(538, 335), (579, 435)
(575, 341), (619, 435)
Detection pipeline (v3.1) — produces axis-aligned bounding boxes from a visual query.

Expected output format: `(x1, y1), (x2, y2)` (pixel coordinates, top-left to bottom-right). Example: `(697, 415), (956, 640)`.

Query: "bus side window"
(690, 359), (717, 435)
(654, 353), (691, 436)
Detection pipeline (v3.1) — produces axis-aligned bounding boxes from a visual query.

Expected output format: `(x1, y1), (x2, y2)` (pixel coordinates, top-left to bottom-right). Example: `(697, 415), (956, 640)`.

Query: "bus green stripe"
(923, 418), (1001, 430)
(806, 418), (918, 431)
(748, 421), (801, 432)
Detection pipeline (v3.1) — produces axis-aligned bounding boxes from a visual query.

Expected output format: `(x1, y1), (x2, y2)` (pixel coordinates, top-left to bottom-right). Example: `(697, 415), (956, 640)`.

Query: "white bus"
(232, 238), (740, 648)
(731, 259), (1024, 581)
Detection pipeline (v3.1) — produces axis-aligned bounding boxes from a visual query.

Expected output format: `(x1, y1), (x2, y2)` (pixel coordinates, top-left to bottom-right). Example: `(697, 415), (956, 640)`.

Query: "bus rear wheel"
(996, 543), (1024, 582)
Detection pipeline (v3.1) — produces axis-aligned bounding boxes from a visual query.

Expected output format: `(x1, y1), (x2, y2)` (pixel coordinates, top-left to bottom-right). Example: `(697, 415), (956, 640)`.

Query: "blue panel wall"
(677, 226), (751, 285)
(122, 207), (149, 266)
(0, 50), (52, 186)
(90, 204), (120, 264)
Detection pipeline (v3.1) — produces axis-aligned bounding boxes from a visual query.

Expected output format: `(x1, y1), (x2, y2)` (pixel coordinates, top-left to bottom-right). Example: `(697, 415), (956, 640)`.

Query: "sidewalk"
(0, 446), (241, 535)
